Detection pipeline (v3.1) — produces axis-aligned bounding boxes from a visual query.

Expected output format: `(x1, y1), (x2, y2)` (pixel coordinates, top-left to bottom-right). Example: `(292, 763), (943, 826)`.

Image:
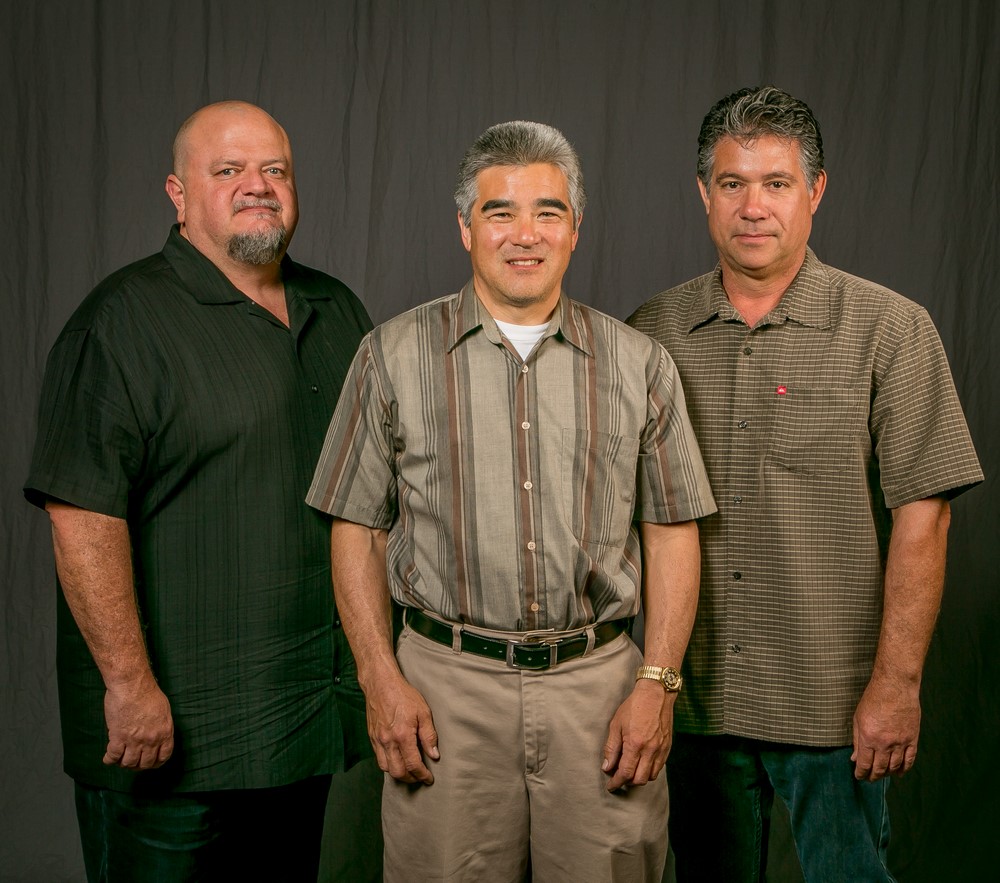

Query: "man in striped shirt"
(308, 121), (716, 881)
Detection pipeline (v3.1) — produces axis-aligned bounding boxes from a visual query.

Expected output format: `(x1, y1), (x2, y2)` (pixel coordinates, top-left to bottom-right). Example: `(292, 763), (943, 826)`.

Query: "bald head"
(172, 101), (290, 179)
(165, 100), (298, 271)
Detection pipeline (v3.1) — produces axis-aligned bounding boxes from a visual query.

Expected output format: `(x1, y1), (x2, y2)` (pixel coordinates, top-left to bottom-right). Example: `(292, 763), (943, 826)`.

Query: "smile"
(508, 259), (542, 266)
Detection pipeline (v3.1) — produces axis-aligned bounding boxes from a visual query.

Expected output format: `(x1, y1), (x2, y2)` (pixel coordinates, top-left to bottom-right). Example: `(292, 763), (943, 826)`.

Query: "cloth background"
(2, 2), (996, 880)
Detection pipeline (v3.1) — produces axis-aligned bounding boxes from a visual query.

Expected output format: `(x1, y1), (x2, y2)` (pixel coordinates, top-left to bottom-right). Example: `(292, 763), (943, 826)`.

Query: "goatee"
(228, 226), (287, 265)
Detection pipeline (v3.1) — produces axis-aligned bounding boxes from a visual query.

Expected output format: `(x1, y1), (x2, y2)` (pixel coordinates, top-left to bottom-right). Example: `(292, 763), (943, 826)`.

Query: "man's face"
(698, 135), (826, 285)
(459, 163), (580, 324)
(166, 106), (298, 268)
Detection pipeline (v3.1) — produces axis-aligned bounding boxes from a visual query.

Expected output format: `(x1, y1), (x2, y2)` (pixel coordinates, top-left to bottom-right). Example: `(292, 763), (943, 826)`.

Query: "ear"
(809, 169), (828, 215)
(697, 177), (711, 214)
(165, 175), (186, 223)
(570, 212), (582, 251)
(458, 211), (472, 253)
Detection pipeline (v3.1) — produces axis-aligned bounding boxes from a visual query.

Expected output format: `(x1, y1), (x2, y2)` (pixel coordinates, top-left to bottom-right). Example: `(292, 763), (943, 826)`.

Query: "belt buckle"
(505, 637), (558, 670)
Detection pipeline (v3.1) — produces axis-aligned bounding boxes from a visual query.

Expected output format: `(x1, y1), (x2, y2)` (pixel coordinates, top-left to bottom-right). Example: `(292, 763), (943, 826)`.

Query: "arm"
(603, 519), (700, 791)
(46, 500), (173, 770)
(852, 496), (951, 781)
(330, 517), (439, 784)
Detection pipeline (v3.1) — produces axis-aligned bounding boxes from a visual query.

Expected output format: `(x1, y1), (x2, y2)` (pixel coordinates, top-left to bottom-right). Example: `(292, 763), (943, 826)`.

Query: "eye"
(218, 168), (238, 177)
(265, 167), (285, 176)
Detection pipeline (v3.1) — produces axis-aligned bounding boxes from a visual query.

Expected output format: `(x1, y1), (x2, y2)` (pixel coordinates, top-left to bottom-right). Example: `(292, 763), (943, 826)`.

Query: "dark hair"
(455, 121), (586, 226)
(697, 86), (824, 188)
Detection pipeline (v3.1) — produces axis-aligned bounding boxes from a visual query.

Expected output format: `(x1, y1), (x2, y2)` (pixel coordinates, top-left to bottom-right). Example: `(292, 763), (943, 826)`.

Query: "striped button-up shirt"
(308, 282), (716, 632)
(627, 249), (984, 745)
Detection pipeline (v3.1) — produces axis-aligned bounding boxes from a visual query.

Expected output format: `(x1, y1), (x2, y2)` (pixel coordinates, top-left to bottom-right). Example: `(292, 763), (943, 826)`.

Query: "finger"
(103, 739), (125, 766)
(416, 715), (440, 762)
(869, 750), (890, 781)
(606, 747), (639, 792)
(400, 741), (434, 785)
(602, 730), (624, 774)
(853, 747), (874, 780)
(901, 744), (918, 775)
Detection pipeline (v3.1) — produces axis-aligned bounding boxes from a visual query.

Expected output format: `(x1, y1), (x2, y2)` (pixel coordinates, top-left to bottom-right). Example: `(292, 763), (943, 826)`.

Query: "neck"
(719, 256), (804, 328)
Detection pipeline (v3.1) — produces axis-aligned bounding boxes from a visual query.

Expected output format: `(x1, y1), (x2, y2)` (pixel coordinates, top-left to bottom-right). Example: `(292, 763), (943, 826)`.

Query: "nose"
(241, 168), (273, 196)
(512, 216), (541, 245)
(739, 185), (768, 221)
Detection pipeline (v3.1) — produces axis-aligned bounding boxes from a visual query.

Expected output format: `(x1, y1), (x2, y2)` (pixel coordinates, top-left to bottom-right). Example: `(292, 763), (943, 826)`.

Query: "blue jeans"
(667, 734), (895, 883)
(75, 775), (332, 882)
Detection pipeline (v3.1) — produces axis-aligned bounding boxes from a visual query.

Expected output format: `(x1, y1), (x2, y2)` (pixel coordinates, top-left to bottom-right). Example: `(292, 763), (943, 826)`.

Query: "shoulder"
(369, 292), (458, 346)
(61, 251), (176, 336)
(818, 260), (938, 342)
(627, 271), (715, 334)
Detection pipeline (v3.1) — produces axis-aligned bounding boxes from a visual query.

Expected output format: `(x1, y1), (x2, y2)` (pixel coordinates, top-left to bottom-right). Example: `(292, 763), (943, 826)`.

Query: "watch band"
(635, 664), (683, 692)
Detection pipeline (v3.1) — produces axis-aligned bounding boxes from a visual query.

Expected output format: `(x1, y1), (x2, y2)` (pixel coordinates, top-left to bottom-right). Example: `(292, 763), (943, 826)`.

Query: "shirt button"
(521, 421), (530, 430)
(334, 675), (342, 684)
(731, 644), (742, 654)
(733, 571), (742, 580)
(738, 420), (749, 429)
(523, 481), (533, 490)
(310, 384), (319, 394)
(522, 365), (529, 374)
(527, 541), (536, 551)
(743, 347), (752, 356)
(733, 495), (743, 504)
(333, 618), (341, 628)
(530, 603), (540, 612)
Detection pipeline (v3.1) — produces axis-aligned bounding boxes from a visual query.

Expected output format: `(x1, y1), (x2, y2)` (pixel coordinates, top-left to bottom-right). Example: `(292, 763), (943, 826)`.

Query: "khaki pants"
(382, 625), (668, 882)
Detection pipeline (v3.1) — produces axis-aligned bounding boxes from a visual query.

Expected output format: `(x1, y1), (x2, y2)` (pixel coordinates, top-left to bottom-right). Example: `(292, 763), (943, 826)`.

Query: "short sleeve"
(871, 308), (983, 508)
(25, 328), (144, 516)
(633, 344), (717, 524)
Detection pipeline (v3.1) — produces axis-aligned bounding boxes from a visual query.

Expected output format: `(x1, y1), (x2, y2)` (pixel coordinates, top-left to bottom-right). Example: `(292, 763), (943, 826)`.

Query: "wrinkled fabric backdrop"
(2, 2), (997, 880)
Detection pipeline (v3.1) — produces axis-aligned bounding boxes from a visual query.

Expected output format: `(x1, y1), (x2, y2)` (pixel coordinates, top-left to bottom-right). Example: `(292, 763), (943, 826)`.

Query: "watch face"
(661, 668), (683, 691)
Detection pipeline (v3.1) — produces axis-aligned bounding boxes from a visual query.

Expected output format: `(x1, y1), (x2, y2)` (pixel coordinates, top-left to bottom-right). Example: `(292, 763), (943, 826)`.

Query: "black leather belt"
(405, 608), (628, 671)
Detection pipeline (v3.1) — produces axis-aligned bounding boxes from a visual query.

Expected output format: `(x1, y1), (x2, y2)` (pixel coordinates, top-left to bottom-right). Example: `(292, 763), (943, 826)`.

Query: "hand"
(851, 674), (921, 781)
(602, 680), (674, 791)
(366, 674), (439, 785)
(103, 675), (174, 770)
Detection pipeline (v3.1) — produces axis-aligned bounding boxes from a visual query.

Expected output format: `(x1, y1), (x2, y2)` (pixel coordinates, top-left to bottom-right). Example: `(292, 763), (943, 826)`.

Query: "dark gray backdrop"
(2, 1), (997, 880)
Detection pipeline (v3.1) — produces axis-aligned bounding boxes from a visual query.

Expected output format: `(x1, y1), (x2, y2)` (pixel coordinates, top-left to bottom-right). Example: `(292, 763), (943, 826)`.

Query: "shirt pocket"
(562, 429), (641, 547)
(766, 386), (867, 475)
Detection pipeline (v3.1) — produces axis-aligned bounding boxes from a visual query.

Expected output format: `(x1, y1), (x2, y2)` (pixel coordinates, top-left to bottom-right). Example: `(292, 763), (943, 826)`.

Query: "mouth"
(507, 258), (543, 267)
(233, 199), (281, 215)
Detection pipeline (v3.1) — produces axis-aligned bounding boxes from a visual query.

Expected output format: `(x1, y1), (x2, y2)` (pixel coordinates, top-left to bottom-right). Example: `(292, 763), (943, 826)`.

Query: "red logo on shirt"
(776, 385), (788, 395)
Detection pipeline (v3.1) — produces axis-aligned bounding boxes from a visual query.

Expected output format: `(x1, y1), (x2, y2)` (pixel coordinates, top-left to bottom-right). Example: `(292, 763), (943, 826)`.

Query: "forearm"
(872, 497), (951, 688)
(46, 500), (153, 687)
(601, 519), (700, 789)
(329, 517), (397, 689)
(638, 519), (701, 668)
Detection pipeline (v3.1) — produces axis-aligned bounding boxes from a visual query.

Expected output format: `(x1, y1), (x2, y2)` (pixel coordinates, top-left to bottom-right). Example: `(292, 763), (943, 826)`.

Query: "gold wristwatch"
(635, 665), (683, 692)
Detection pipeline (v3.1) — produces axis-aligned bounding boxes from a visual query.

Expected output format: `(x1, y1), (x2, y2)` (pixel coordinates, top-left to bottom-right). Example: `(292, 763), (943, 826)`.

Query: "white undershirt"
(495, 319), (550, 360)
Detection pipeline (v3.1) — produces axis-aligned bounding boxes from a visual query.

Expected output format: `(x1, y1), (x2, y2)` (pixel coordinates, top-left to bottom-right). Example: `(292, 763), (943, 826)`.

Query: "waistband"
(404, 607), (629, 671)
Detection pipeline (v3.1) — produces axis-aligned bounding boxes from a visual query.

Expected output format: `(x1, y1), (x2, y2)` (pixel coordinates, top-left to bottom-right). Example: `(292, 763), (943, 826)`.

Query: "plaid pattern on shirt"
(627, 249), (984, 745)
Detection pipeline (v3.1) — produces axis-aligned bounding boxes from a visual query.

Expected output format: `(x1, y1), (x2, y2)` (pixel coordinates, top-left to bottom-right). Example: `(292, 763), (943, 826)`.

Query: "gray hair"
(455, 121), (586, 227)
(697, 86), (824, 189)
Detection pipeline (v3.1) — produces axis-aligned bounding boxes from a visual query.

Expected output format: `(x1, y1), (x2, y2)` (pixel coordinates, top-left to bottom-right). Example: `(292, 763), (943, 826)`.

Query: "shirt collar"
(447, 281), (592, 357)
(160, 224), (328, 304)
(683, 247), (832, 333)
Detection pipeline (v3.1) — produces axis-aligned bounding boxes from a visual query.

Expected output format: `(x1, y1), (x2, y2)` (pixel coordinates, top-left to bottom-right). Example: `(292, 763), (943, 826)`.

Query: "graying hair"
(697, 86), (824, 189)
(227, 227), (287, 265)
(455, 121), (586, 227)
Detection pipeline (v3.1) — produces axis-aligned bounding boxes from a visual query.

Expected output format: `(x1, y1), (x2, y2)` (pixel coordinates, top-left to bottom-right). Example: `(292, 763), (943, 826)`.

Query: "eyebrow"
(715, 170), (796, 182)
(479, 197), (570, 213)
